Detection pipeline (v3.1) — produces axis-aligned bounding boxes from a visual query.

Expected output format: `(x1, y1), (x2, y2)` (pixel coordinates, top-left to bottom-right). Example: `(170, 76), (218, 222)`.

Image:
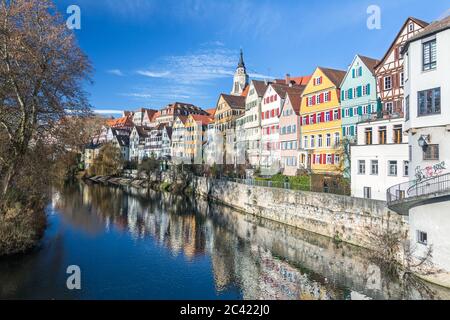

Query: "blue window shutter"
(341, 108), (345, 118)
(348, 89), (353, 99)
(341, 90), (344, 101)
(349, 108), (353, 117)
(359, 67), (363, 76)
(343, 126), (346, 136)
(358, 106), (362, 115)
(352, 69), (355, 78)
(350, 126), (355, 136)
(357, 86), (362, 97)
(367, 84), (371, 95)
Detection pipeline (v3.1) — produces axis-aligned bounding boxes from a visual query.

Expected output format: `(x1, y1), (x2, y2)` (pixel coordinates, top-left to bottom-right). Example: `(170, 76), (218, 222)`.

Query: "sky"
(55, 0), (450, 116)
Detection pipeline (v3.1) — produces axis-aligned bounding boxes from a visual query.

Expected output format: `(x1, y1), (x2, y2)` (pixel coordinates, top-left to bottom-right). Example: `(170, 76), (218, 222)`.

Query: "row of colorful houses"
(85, 16), (449, 204)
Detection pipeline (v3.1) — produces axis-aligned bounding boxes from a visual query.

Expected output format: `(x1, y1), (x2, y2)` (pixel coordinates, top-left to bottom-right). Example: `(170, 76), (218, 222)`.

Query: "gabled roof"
(318, 67), (346, 87)
(270, 83), (304, 99)
(358, 55), (380, 72)
(403, 15), (450, 51)
(115, 135), (130, 147)
(375, 17), (429, 70)
(285, 92), (303, 116)
(241, 85), (250, 97)
(205, 108), (216, 116)
(190, 114), (214, 124)
(145, 109), (158, 121)
(132, 126), (151, 137)
(220, 94), (246, 110)
(107, 115), (133, 128)
(251, 80), (270, 97)
(289, 76), (312, 86)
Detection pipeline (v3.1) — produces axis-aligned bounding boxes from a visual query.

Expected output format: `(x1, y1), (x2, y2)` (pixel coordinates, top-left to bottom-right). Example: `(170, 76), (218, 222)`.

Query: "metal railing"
(387, 172), (450, 205)
(217, 177), (311, 192)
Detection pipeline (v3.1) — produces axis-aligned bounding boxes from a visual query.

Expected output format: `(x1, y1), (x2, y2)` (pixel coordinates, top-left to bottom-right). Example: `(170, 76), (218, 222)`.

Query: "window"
(318, 135), (323, 148)
(327, 154), (332, 164)
(378, 126), (387, 144)
(317, 113), (322, 123)
(423, 40), (437, 71)
(405, 95), (410, 121)
(314, 76), (322, 85)
(417, 230), (428, 245)
(358, 160), (366, 175)
(408, 23), (414, 32)
(400, 72), (405, 87)
(418, 88), (441, 116)
(423, 144), (439, 160)
(404, 161), (409, 177)
(365, 128), (373, 145)
(325, 112), (331, 122)
(334, 133), (340, 147)
(326, 134), (331, 147)
(303, 136), (308, 149)
(384, 76), (392, 90)
(371, 160), (379, 175)
(386, 102), (394, 114)
(325, 92), (330, 102)
(334, 110), (339, 119)
(345, 108), (350, 117)
(394, 125), (403, 144)
(388, 161), (398, 176)
(335, 154), (340, 165)
(364, 187), (372, 199)
(310, 136), (315, 148)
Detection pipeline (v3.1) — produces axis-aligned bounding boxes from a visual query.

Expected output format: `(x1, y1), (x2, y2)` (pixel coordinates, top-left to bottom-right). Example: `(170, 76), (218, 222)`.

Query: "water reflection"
(1, 182), (449, 300)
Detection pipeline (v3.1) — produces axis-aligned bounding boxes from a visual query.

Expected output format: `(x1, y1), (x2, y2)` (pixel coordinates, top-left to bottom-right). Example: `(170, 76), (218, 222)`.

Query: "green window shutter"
(341, 90), (345, 101)
(343, 126), (346, 136)
(352, 69), (355, 78)
(350, 126), (355, 136)
(348, 89), (353, 99)
(357, 86), (362, 97)
(367, 84), (371, 95)
(359, 67), (363, 76)
(358, 106), (363, 115)
(341, 108), (345, 118)
(349, 108), (353, 117)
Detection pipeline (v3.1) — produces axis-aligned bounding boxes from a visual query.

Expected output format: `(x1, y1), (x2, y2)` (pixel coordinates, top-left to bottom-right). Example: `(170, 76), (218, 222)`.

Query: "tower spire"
(238, 48), (245, 69)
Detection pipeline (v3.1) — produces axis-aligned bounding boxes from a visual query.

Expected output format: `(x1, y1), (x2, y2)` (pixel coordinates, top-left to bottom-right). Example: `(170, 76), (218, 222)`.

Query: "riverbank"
(0, 204), (47, 257)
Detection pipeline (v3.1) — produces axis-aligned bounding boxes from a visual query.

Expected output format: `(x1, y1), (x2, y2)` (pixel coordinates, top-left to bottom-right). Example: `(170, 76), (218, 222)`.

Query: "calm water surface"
(0, 181), (449, 300)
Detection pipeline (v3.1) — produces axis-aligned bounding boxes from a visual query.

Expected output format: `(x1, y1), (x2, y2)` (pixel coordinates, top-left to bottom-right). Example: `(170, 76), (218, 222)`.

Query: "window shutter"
(341, 108), (345, 119)
(321, 112), (325, 122)
(313, 78), (316, 86)
(349, 108), (353, 117)
(306, 97), (309, 107)
(320, 93), (324, 103)
(342, 127), (346, 136)
(350, 126), (355, 136)
(328, 91), (332, 102)
(358, 106), (363, 115)
(312, 114), (316, 124)
(367, 84), (371, 95)
(306, 116), (309, 125)
(379, 78), (384, 91)
(341, 90), (344, 101)
(312, 96), (316, 105)
(357, 86), (362, 97)
(312, 154), (316, 164)
(331, 154), (335, 165)
(352, 69), (355, 78)
(348, 89), (353, 99)
(359, 66), (363, 76)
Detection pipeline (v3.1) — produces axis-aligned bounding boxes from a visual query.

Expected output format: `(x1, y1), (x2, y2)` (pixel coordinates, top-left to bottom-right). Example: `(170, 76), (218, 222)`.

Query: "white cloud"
(138, 48), (238, 85)
(249, 72), (274, 80)
(107, 69), (124, 76)
(122, 93), (153, 99)
(94, 109), (123, 115)
(137, 70), (171, 78)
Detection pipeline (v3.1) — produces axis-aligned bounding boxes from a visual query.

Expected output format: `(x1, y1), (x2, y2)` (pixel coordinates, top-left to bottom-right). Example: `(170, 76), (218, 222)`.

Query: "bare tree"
(0, 0), (92, 200)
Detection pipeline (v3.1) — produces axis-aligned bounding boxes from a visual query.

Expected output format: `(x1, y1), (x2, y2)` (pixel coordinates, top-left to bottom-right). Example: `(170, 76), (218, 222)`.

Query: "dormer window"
(313, 76), (322, 86)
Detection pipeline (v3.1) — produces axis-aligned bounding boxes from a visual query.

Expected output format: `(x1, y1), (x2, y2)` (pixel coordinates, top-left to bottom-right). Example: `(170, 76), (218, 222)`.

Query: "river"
(1, 181), (449, 300)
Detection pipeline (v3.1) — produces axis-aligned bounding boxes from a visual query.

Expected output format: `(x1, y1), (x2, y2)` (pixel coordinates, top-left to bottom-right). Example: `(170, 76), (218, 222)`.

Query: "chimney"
(285, 73), (291, 85)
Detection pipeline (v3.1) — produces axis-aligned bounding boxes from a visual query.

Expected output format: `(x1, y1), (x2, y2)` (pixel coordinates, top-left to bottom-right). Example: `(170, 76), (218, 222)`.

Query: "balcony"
(387, 173), (450, 215)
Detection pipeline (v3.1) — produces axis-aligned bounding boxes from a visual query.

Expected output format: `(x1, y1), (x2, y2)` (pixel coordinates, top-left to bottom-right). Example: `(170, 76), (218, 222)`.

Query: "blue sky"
(56, 0), (450, 115)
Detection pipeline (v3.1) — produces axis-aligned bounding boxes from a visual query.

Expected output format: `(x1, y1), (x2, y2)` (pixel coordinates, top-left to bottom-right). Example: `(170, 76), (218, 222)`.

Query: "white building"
(400, 16), (450, 274)
(351, 116), (409, 201)
(242, 80), (268, 167)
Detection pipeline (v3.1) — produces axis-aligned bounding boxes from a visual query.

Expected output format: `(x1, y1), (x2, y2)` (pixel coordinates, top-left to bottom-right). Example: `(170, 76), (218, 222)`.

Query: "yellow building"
(214, 94), (246, 133)
(184, 114), (214, 163)
(300, 67), (346, 174)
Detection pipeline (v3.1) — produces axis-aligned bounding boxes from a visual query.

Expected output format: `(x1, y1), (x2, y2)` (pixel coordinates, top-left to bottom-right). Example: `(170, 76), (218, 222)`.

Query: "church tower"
(231, 49), (249, 96)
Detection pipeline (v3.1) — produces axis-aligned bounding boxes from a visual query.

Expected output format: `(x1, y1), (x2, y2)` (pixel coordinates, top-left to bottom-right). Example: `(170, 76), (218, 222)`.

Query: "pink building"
(279, 91), (304, 176)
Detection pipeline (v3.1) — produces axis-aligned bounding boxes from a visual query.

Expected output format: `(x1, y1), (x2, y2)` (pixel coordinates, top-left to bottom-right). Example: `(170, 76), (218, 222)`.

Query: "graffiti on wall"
(415, 161), (447, 182)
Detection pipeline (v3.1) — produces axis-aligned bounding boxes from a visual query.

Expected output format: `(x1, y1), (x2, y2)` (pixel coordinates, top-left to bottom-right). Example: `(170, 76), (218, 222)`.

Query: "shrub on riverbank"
(0, 205), (47, 256)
